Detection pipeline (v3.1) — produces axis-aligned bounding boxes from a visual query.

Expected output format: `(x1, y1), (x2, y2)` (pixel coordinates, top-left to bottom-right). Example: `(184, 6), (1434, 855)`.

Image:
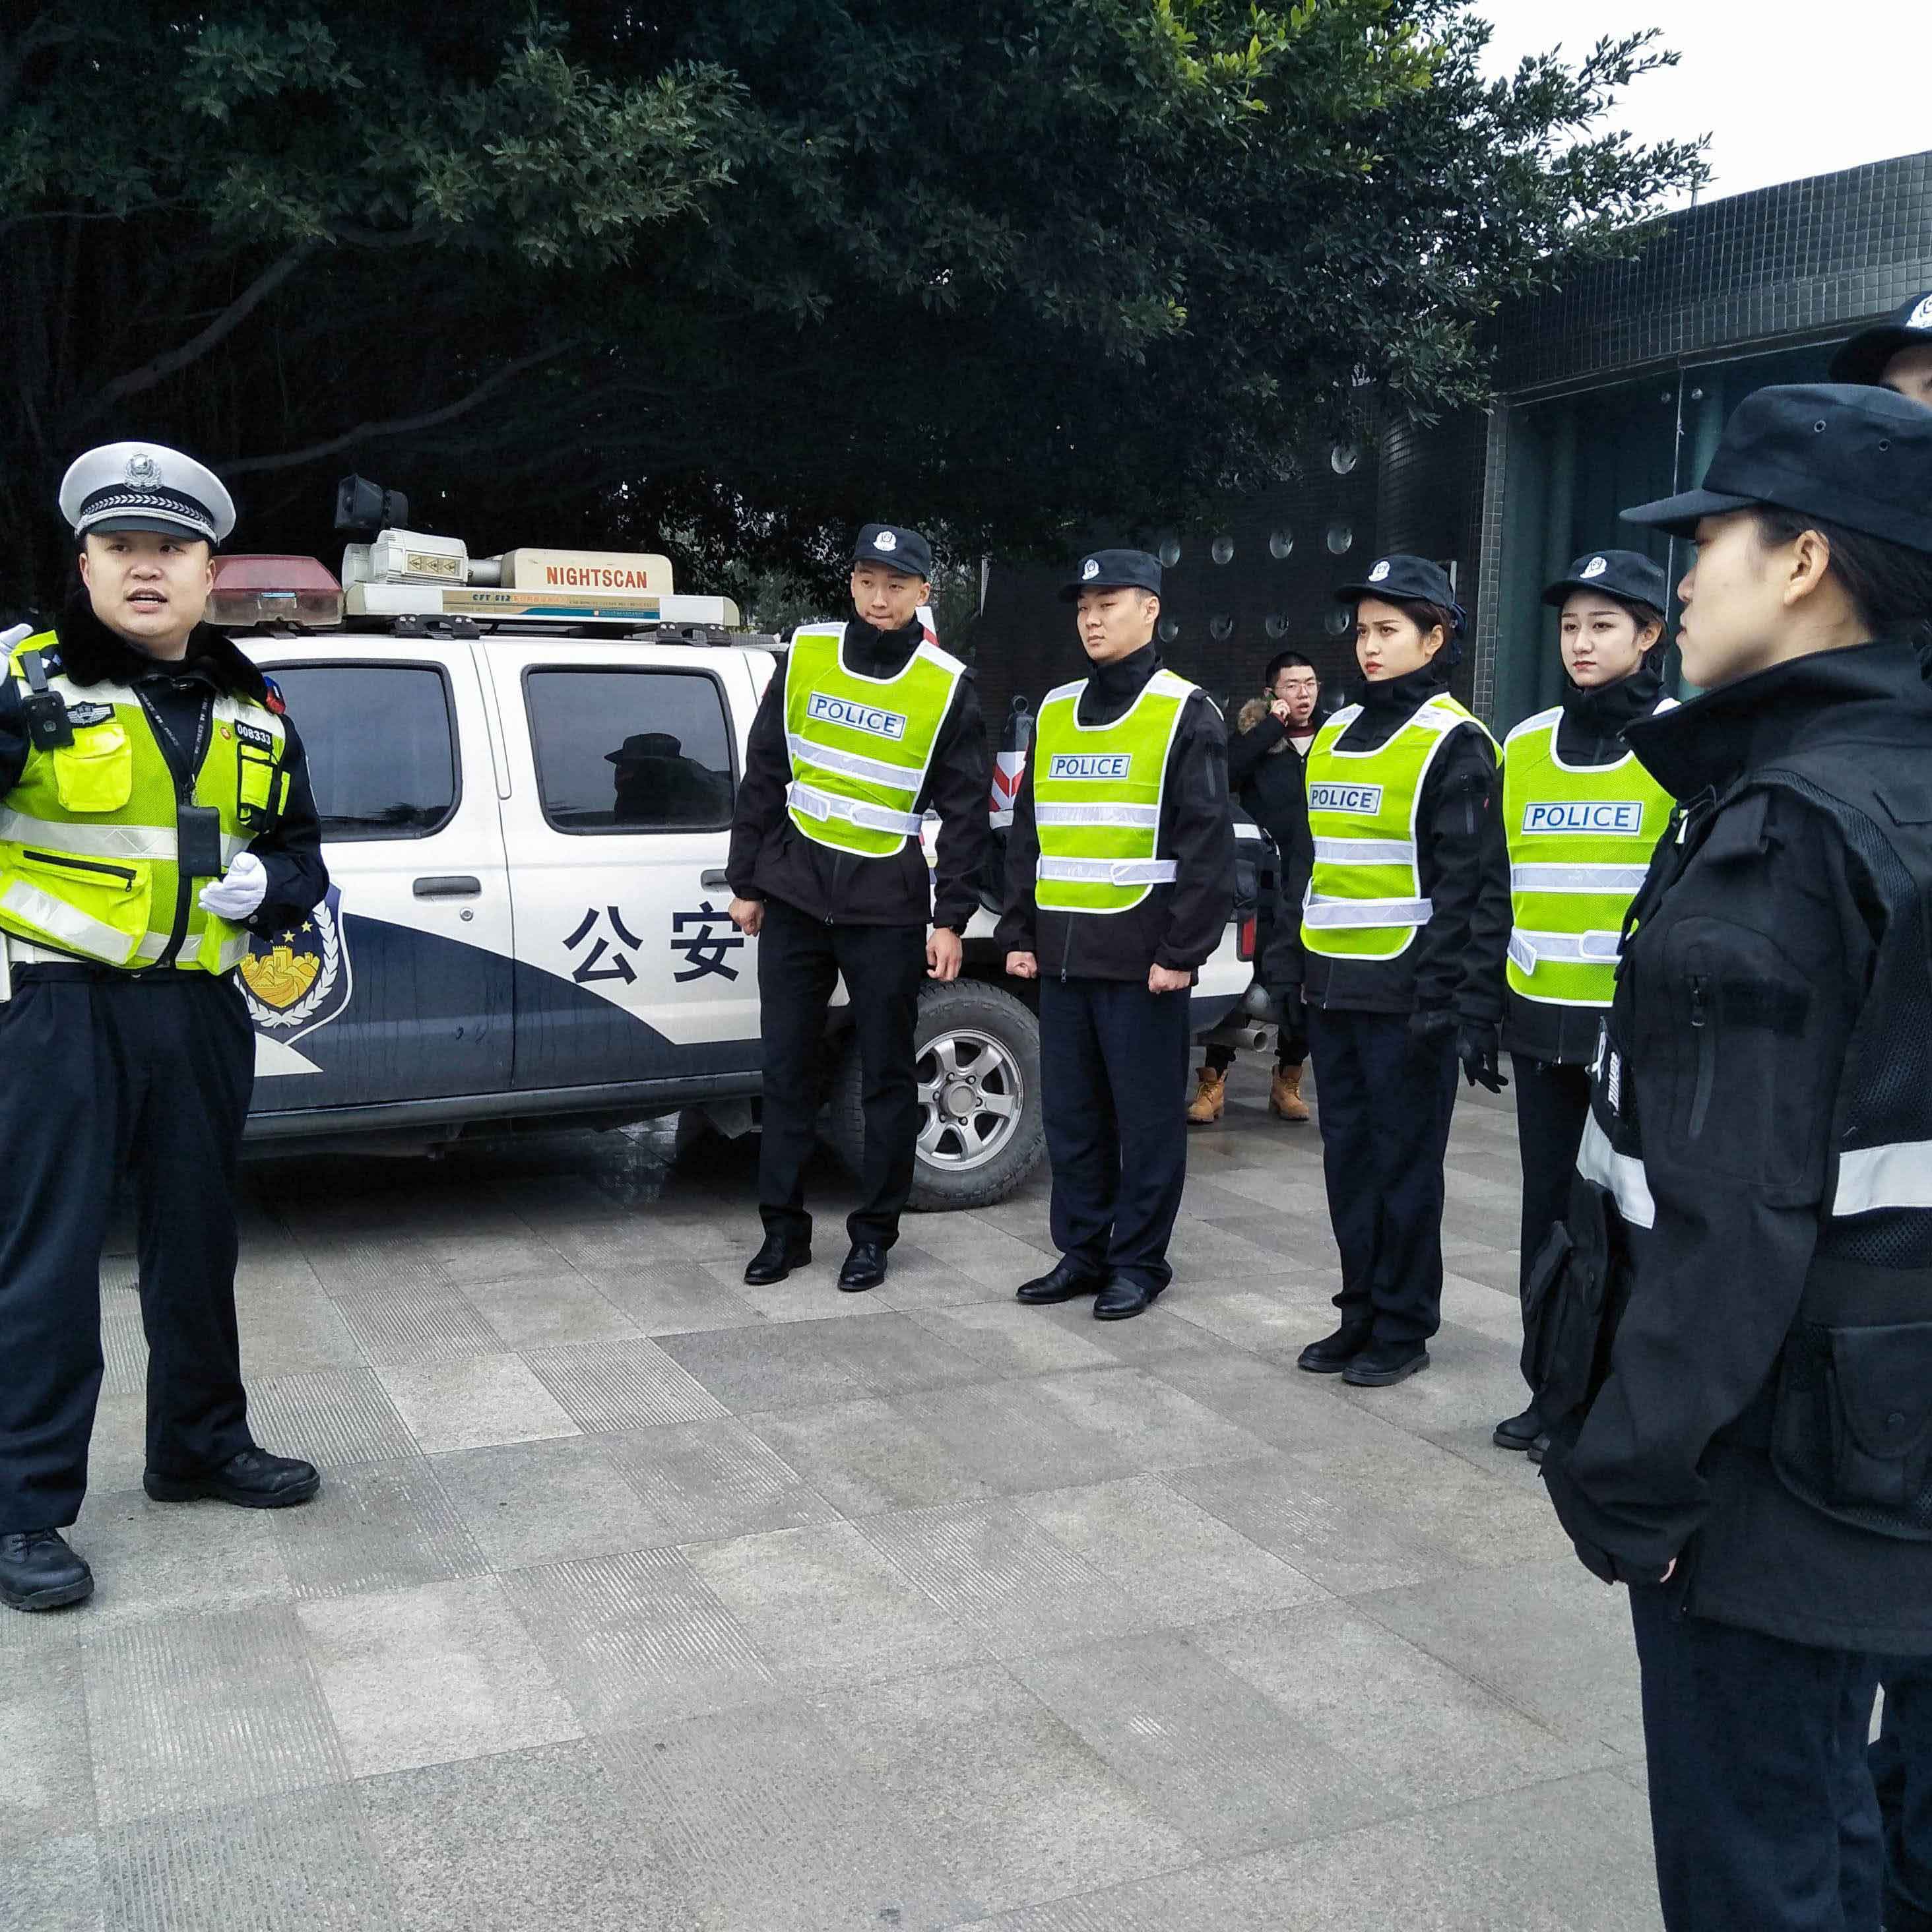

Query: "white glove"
(198, 851), (268, 920)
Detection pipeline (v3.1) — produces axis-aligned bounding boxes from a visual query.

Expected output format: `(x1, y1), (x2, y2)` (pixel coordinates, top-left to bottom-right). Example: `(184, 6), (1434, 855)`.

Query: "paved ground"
(3, 1055), (1663, 1932)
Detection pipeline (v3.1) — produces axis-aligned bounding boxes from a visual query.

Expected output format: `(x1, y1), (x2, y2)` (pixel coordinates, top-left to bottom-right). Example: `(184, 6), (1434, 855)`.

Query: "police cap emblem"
(124, 451), (161, 488)
(1912, 293), (1932, 333)
(874, 529), (897, 552)
(1367, 559), (1390, 583)
(1082, 558), (1100, 580)
(1581, 555), (1608, 579)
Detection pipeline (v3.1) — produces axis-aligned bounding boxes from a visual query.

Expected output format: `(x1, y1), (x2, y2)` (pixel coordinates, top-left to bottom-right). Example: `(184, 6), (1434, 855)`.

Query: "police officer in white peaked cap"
(0, 441), (329, 1613)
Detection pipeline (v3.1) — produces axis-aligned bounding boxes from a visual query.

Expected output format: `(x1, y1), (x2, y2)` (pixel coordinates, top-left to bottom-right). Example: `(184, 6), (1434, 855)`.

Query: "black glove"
(1456, 1020), (1508, 1093)
(1405, 1007), (1458, 1051)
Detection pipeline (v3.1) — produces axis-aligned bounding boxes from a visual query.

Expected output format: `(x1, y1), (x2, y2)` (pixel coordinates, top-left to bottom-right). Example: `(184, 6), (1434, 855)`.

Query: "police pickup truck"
(217, 523), (1262, 1209)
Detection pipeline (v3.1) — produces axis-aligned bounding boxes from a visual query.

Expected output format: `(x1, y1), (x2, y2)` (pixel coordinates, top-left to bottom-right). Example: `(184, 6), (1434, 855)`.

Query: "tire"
(826, 977), (1046, 1211)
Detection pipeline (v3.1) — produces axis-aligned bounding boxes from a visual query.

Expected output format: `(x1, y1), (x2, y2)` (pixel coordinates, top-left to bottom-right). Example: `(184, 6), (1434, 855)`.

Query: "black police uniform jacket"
(0, 597), (329, 936)
(1261, 662), (1510, 1024)
(1539, 639), (1932, 1656)
(1501, 659), (1669, 1067)
(726, 616), (990, 933)
(996, 642), (1237, 980)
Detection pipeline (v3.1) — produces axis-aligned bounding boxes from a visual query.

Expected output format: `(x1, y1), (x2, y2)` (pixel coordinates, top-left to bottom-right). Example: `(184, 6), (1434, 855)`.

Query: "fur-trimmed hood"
(52, 593), (273, 706)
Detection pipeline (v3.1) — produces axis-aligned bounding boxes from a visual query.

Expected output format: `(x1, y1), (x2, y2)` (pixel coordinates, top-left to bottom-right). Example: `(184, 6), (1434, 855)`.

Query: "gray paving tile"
(521, 1334), (728, 1431)
(236, 1291), (366, 1379)
(655, 1322), (870, 1412)
(717, 1259), (890, 1323)
(98, 1289), (147, 1399)
(0, 1642), (94, 1852)
(686, 1523), (988, 1689)
(431, 1436), (668, 1568)
(81, 1605), (346, 1825)
(420, 1231), (583, 1287)
(890, 1378), (1141, 1495)
(598, 1700), (955, 1932)
(3, 1831), (100, 1932)
(858, 1500), (1141, 1654)
(298, 1576), (583, 1777)
(1027, 1299), (1235, 1368)
(1163, 1283), (1339, 1355)
(271, 1457), (488, 1599)
(329, 1289), (505, 1365)
(358, 1739), (695, 1932)
(305, 1246), (459, 1299)
(1144, 1348), (1433, 1459)
(246, 1366), (421, 1469)
(600, 1415), (841, 1543)
(785, 1311), (988, 1396)
(1015, 1476), (1328, 1627)
(1009, 1630), (1392, 1855)
(908, 1302), (1118, 1376)
(1026, 1365), (1275, 1471)
(815, 1662), (1198, 1923)
(874, 1224), (1054, 1299)
(746, 1398), (1002, 1517)
(577, 1254), (769, 1332)
(69, 1487), (294, 1626)
(501, 1547), (776, 1730)
(455, 1270), (637, 1349)
(373, 1353), (581, 1454)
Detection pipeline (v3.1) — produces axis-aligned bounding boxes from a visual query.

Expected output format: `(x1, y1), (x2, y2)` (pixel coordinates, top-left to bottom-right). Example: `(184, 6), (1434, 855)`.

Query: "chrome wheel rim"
(914, 1027), (1025, 1173)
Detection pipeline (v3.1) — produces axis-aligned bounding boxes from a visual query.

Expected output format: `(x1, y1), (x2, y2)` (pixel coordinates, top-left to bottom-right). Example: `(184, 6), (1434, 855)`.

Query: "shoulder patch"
(65, 701), (113, 728)
(261, 675), (286, 717)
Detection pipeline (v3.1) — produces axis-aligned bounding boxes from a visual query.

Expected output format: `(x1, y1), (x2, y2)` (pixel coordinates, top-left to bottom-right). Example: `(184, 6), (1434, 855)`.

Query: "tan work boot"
(1186, 1064), (1225, 1124)
(1270, 1062), (1311, 1122)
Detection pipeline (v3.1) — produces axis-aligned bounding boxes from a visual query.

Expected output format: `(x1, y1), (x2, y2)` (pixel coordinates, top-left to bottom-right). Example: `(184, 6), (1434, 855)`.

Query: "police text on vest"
(1308, 782), (1384, 814)
(1048, 753), (1133, 780)
(1521, 800), (1645, 835)
(806, 692), (908, 740)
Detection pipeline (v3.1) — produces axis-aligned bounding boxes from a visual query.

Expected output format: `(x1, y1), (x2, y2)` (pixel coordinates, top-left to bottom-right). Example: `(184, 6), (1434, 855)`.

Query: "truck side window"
(525, 668), (736, 833)
(266, 664), (458, 840)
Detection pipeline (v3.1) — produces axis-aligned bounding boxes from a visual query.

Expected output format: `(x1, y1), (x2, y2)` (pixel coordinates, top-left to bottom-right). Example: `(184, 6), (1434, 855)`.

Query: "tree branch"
(218, 344), (581, 476)
(73, 244), (315, 428)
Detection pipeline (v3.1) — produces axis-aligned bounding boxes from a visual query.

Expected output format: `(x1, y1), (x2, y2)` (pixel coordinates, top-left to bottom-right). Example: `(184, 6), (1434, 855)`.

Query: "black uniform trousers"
(1039, 976), (1193, 1291)
(1510, 1055), (1594, 1283)
(1306, 1005), (1460, 1345)
(1630, 1588), (1883, 1931)
(756, 893), (926, 1248)
(1875, 1658), (1932, 1932)
(0, 968), (257, 1533)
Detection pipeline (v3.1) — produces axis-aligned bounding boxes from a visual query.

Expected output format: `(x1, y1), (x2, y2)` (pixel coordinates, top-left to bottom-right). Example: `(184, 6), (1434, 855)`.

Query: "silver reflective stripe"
(0, 879), (137, 965)
(989, 809), (1014, 830)
(1508, 926), (1622, 969)
(786, 781), (923, 835)
(1303, 893), (1434, 929)
(1512, 862), (1652, 895)
(1312, 836), (1416, 865)
(1833, 1141), (1932, 1217)
(1577, 1113), (1656, 1229)
(1033, 802), (1161, 828)
(785, 732), (915, 791)
(0, 811), (249, 867)
(1037, 857), (1179, 886)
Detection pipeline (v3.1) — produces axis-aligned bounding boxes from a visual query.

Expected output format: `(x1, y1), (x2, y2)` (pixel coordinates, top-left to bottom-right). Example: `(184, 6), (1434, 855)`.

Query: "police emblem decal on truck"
(240, 885), (353, 1043)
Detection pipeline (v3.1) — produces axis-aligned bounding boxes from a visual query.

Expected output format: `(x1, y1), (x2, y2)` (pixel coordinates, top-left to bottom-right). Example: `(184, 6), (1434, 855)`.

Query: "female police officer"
(1494, 550), (1674, 1458)
(1266, 556), (1510, 1386)
(1535, 385), (1932, 1929)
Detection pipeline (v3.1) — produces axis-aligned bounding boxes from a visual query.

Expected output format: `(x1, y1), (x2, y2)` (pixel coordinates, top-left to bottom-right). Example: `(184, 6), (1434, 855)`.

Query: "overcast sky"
(1476, 0), (1932, 205)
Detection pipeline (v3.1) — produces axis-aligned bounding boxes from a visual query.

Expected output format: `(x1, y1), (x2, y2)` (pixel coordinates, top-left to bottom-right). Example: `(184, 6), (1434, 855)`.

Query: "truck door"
(482, 641), (764, 1092)
(243, 643), (514, 1108)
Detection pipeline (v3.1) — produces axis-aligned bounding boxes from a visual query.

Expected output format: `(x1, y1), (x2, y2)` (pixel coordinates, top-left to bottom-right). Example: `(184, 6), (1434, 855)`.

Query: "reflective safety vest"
(0, 631), (288, 973)
(1032, 669), (1194, 915)
(1502, 701), (1676, 1008)
(782, 624), (965, 856)
(1302, 693), (1497, 961)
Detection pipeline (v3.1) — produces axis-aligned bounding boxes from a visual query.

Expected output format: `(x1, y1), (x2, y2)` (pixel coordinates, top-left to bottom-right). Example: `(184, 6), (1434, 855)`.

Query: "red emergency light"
(209, 554), (344, 629)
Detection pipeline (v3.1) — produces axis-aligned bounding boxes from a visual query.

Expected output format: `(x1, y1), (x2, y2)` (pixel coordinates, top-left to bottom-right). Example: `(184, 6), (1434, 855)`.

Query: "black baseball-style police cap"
(1335, 554), (1456, 607)
(1622, 385), (1932, 554)
(1541, 550), (1669, 611)
(852, 524), (933, 577)
(1828, 289), (1932, 387)
(1060, 548), (1162, 601)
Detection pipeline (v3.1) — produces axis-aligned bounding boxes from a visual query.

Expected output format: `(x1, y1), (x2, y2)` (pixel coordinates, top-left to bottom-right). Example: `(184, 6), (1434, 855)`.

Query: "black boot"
(838, 1242), (888, 1292)
(1094, 1276), (1163, 1322)
(1015, 1257), (1106, 1304)
(0, 1529), (94, 1611)
(1493, 1403), (1544, 1452)
(145, 1446), (321, 1508)
(1343, 1341), (1430, 1387)
(1296, 1321), (1372, 1374)
(744, 1231), (811, 1285)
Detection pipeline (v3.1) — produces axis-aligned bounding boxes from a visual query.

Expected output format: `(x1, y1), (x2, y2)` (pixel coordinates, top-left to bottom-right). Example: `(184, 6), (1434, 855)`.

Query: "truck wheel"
(827, 979), (1045, 1211)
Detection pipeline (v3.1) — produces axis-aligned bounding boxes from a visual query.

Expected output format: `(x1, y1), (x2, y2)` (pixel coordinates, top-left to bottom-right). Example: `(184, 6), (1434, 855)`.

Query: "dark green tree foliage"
(1, 3), (1702, 607)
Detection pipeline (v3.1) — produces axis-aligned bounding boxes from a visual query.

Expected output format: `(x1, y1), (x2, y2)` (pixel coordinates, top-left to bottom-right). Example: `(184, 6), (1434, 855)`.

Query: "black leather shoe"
(1343, 1342), (1431, 1387)
(839, 1241), (888, 1293)
(1493, 1404), (1545, 1452)
(1296, 1322), (1372, 1374)
(744, 1232), (811, 1285)
(0, 1529), (93, 1612)
(1094, 1277), (1163, 1322)
(145, 1446), (321, 1508)
(1015, 1258), (1105, 1304)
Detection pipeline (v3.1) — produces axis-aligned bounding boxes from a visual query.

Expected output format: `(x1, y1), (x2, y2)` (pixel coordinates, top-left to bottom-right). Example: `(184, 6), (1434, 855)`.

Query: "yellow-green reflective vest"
(783, 624), (965, 856)
(1302, 693), (1497, 962)
(1032, 668), (1194, 915)
(0, 631), (288, 973)
(1502, 700), (1675, 1008)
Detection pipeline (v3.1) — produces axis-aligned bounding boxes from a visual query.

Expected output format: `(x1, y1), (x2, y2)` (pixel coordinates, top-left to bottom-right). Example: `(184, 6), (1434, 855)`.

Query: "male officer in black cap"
(0, 441), (328, 1613)
(999, 548), (1234, 1320)
(1530, 385), (1932, 1927)
(1831, 288), (1932, 406)
(727, 525), (988, 1292)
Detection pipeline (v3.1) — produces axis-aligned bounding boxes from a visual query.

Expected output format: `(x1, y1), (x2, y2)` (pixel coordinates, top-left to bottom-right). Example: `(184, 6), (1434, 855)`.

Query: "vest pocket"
(1771, 1320), (1932, 1539)
(236, 742), (280, 829)
(5, 847), (153, 964)
(51, 721), (135, 813)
